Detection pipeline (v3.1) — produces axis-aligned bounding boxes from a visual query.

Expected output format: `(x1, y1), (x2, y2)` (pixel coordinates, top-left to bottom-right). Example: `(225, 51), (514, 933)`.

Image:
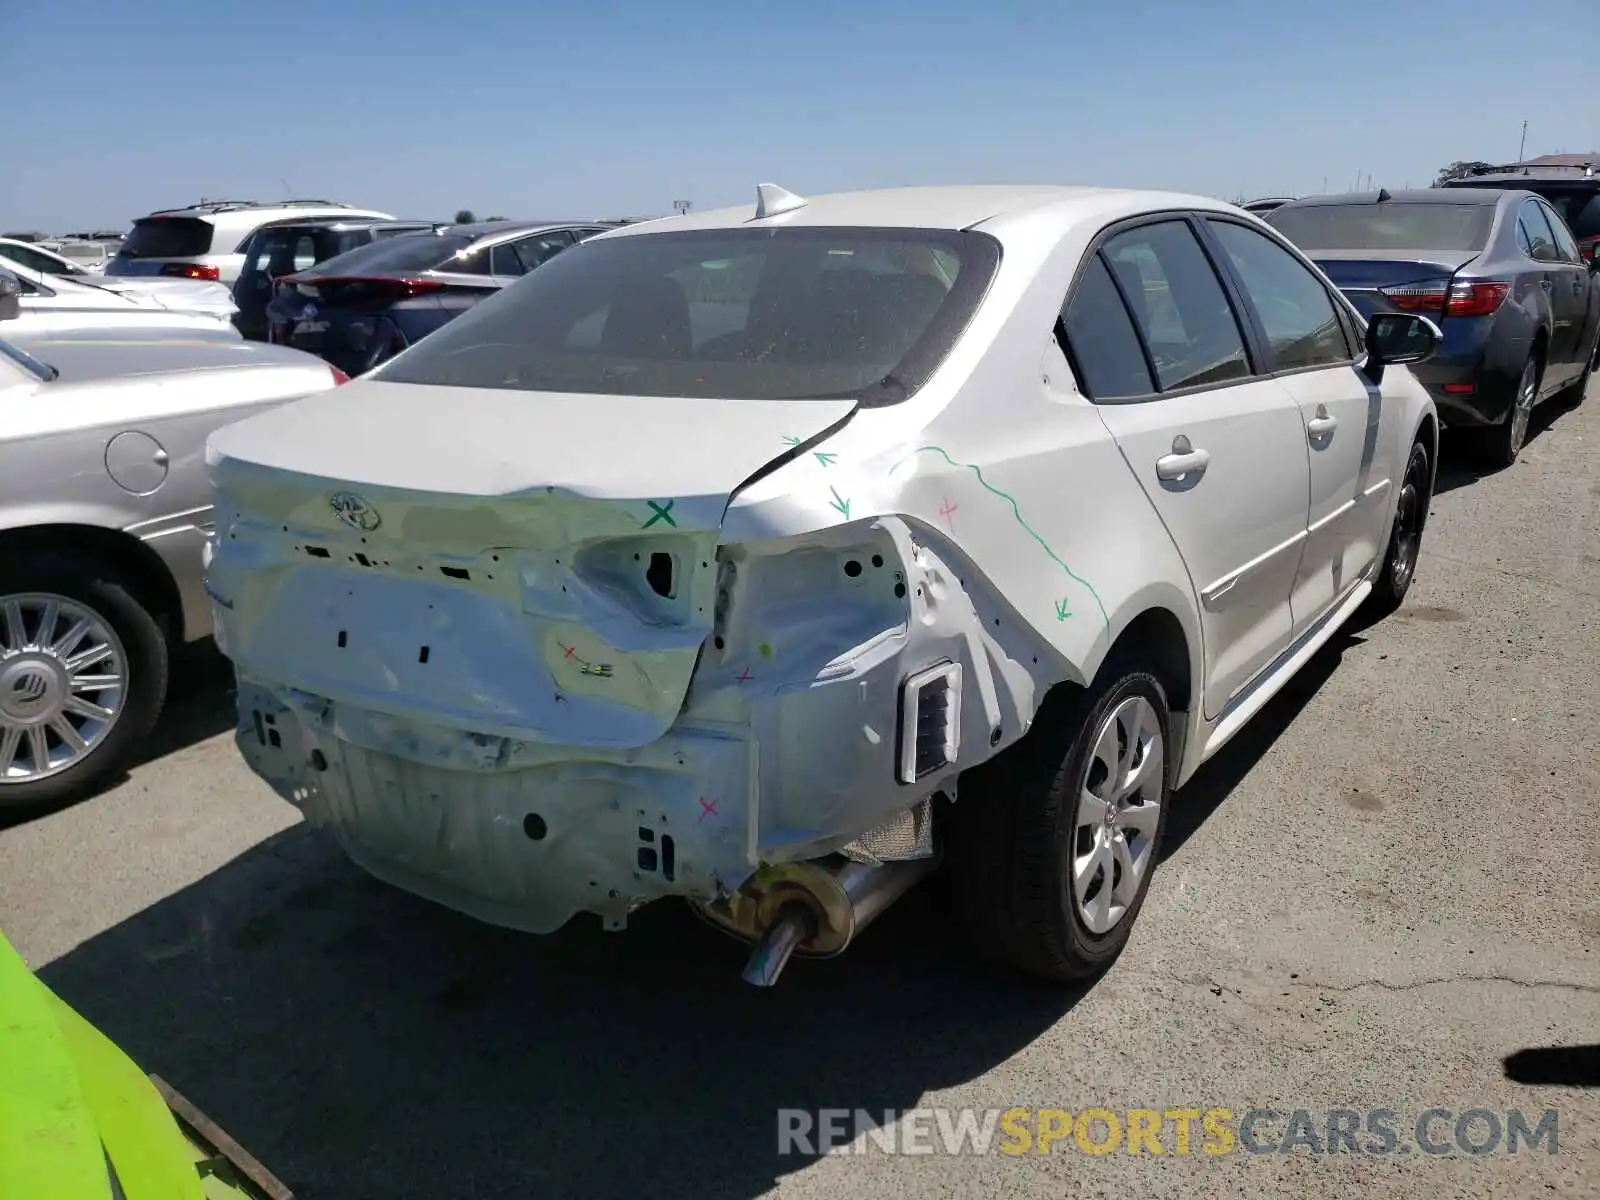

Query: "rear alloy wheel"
(0, 554), (168, 813)
(949, 669), (1172, 982)
(1364, 438), (1431, 618)
(1483, 356), (1538, 468)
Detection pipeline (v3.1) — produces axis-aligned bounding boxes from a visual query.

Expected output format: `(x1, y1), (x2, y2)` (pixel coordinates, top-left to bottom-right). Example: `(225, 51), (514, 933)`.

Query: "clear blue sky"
(2, 0), (1596, 232)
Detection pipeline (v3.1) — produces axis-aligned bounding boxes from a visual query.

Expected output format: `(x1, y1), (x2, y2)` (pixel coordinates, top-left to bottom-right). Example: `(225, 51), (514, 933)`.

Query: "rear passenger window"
(1516, 201), (1559, 261)
(1538, 201), (1581, 264)
(1207, 220), (1352, 369)
(1102, 221), (1251, 392)
(1060, 255), (1154, 400)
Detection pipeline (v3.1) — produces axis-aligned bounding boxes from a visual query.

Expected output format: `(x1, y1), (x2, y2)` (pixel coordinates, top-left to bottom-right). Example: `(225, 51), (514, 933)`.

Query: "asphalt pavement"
(3, 377), (1597, 1199)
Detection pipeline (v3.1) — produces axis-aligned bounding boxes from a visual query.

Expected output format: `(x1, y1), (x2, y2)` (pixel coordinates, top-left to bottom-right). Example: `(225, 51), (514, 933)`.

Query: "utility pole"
(1518, 120), (1528, 161)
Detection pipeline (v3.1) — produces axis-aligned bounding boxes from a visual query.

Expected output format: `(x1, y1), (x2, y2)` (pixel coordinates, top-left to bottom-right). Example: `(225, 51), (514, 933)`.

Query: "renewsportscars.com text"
(777, 1106), (1560, 1157)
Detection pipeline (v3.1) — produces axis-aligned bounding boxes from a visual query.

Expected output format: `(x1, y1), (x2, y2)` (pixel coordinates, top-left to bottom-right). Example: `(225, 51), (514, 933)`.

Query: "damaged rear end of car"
(205, 209), (1008, 984)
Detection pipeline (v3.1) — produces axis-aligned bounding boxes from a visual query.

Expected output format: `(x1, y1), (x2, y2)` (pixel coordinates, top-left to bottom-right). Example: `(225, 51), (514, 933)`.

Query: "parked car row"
(1265, 181), (1600, 465)
(5, 178), (1594, 995)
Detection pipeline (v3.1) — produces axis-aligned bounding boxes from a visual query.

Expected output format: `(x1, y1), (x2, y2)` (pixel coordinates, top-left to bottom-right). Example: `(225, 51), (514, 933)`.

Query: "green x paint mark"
(642, 500), (677, 528)
(828, 487), (851, 519)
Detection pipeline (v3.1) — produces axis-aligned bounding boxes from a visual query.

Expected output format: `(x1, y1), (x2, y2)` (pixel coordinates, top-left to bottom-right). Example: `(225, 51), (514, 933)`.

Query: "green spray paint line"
(892, 445), (1109, 628)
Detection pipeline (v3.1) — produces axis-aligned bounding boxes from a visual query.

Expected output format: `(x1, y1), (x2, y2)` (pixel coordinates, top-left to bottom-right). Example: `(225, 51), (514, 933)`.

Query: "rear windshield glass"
(115, 217), (215, 259)
(296, 233), (470, 278)
(372, 227), (1000, 404)
(1267, 203), (1494, 252)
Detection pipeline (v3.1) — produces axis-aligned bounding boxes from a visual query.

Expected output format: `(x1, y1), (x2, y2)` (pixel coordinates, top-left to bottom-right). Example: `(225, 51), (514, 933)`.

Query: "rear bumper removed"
(224, 516), (1040, 942)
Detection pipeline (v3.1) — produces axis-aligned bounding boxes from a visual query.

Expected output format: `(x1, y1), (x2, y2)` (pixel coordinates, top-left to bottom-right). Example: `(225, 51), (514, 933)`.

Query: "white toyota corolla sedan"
(203, 183), (1441, 987)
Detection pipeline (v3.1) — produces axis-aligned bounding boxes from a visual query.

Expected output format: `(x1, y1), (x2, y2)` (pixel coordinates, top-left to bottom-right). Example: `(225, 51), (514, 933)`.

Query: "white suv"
(103, 200), (392, 285)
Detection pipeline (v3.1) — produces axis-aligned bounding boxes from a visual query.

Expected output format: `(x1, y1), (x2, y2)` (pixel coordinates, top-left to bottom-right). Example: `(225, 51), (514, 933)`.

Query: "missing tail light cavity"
(646, 552), (675, 598)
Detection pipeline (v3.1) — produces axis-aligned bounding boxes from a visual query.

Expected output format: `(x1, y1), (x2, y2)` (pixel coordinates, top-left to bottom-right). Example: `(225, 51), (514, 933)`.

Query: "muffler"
(696, 853), (939, 988)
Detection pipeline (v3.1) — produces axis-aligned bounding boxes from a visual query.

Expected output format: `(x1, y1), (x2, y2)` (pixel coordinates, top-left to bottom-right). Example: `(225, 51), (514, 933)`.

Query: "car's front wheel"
(949, 669), (1173, 982)
(0, 552), (169, 813)
(1363, 437), (1431, 618)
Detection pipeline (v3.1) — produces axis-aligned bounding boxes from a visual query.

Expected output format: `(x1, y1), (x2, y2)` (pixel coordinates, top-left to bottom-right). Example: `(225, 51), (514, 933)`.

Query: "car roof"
(1274, 188), (1514, 209)
(593, 184), (1228, 236)
(1445, 159), (1598, 186)
(254, 217), (438, 233)
(134, 202), (393, 231)
(443, 219), (612, 238)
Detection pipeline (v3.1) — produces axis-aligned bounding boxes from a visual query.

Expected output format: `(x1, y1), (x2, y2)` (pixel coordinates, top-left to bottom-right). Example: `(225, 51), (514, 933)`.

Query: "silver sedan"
(0, 280), (346, 812)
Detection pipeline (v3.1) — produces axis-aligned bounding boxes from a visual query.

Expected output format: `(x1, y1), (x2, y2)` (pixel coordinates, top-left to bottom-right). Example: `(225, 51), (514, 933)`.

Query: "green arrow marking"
(886, 445), (1109, 629)
(781, 435), (803, 447)
(642, 499), (677, 529)
(828, 487), (851, 519)
(814, 451), (838, 467)
(1054, 598), (1072, 621)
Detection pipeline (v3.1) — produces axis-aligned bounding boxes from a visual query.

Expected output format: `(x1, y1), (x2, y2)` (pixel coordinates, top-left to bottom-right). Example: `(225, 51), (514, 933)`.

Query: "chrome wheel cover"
(1071, 694), (1164, 935)
(0, 593), (128, 784)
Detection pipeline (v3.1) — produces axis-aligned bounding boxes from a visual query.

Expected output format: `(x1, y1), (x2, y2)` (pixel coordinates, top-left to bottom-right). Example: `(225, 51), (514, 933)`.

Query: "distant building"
(1517, 152), (1600, 168)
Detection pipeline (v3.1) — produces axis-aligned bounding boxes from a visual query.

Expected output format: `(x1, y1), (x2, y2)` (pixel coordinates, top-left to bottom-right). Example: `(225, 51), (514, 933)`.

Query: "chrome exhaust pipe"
(701, 851), (940, 988)
(740, 903), (816, 987)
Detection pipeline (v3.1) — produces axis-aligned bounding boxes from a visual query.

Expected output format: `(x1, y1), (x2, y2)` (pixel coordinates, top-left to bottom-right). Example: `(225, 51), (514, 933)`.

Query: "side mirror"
(1361, 312), (1441, 384)
(0, 275), (22, 322)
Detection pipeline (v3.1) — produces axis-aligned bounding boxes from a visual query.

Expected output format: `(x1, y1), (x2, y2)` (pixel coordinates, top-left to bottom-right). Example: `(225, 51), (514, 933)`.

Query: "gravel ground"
(3, 377), (1596, 1200)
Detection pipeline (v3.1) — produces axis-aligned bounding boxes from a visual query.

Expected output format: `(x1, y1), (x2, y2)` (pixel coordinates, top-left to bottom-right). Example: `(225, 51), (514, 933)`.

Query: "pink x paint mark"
(698, 797), (719, 823)
(938, 498), (958, 529)
(736, 666), (754, 685)
(560, 643), (576, 660)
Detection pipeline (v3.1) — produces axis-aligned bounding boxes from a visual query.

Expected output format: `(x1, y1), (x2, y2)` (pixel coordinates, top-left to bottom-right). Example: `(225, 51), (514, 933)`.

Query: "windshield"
(1540, 192), (1600, 240)
(1268, 203), (1494, 252)
(295, 233), (472, 278)
(372, 227), (1000, 404)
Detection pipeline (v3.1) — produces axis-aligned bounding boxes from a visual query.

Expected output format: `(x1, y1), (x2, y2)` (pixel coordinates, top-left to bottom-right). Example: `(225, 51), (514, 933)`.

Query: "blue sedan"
(1267, 188), (1599, 467)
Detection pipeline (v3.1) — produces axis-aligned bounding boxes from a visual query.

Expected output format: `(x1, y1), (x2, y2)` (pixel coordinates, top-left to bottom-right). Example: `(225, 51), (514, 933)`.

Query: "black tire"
(0, 551), (169, 814)
(1478, 355), (1539, 469)
(1363, 437), (1432, 620)
(948, 668), (1173, 982)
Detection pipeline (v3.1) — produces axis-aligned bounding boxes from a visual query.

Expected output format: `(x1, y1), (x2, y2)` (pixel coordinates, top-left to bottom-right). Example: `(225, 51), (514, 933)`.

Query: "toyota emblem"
(329, 491), (381, 532)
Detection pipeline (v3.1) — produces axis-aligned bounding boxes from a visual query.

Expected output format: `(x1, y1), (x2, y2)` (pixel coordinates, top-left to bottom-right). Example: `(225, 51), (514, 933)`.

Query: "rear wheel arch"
(1028, 599), (1196, 781)
(0, 524), (184, 641)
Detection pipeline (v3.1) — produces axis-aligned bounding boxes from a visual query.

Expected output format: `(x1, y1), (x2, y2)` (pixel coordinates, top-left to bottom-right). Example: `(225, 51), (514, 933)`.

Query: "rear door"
(234, 227), (325, 337)
(1203, 217), (1395, 636)
(1067, 216), (1311, 718)
(1532, 198), (1596, 379)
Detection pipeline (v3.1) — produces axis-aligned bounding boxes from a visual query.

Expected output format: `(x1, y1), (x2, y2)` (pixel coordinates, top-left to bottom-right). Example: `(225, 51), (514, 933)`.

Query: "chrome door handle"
(1155, 435), (1210, 482)
(1539, 278), (1553, 291)
(1307, 414), (1338, 439)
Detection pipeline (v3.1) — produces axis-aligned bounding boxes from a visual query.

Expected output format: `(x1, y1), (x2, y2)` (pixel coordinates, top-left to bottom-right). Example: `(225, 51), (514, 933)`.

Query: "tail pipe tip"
(740, 902), (817, 988)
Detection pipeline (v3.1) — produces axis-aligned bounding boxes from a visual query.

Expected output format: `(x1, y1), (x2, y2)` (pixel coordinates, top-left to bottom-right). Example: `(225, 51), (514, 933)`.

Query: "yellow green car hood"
(0, 930), (207, 1200)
